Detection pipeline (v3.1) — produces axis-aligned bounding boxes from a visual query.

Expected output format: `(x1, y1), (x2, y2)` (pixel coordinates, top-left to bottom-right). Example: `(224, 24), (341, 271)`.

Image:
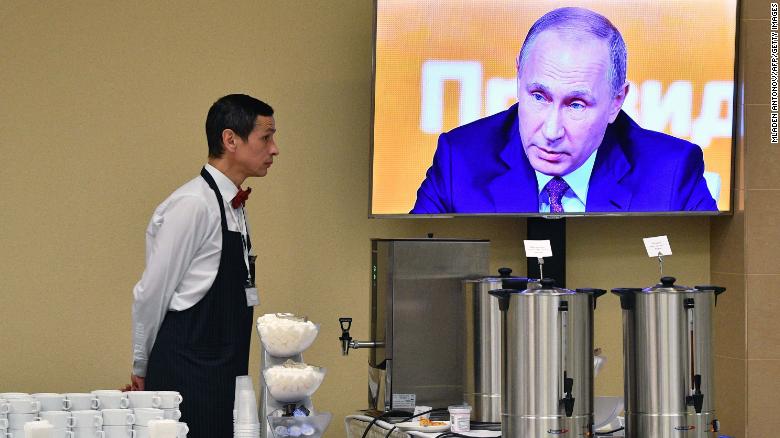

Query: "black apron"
(146, 167), (254, 438)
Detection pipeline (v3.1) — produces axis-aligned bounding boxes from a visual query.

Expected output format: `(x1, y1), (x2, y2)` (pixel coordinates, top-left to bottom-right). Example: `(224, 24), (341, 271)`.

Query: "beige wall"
(3, 1), (761, 437)
(708, 1), (780, 436)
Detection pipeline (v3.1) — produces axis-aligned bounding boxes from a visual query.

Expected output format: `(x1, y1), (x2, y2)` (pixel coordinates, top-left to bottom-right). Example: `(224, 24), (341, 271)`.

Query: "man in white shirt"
(129, 94), (278, 438)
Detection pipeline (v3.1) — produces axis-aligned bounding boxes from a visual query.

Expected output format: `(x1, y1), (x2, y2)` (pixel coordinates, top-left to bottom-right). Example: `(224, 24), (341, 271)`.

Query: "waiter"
(130, 94), (278, 437)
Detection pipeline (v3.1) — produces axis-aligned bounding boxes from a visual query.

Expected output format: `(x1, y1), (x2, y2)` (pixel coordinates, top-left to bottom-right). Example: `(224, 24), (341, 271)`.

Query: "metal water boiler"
(612, 277), (726, 438)
(490, 279), (605, 437)
(462, 268), (537, 423)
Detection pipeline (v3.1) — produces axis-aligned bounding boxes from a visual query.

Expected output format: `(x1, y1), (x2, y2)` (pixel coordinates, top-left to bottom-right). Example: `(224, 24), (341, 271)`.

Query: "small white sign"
(524, 240), (553, 258)
(643, 235), (672, 257)
(392, 393), (416, 409)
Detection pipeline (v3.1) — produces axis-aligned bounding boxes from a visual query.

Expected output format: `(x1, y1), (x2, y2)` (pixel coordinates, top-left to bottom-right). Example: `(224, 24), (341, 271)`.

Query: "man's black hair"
(205, 94), (274, 158)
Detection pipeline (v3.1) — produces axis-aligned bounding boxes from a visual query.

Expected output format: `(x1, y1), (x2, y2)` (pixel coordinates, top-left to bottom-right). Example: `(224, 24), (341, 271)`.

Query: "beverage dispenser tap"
(339, 317), (353, 356)
(686, 374), (704, 413)
(560, 371), (576, 418)
(557, 296), (576, 418)
(338, 317), (385, 356)
(683, 295), (705, 414)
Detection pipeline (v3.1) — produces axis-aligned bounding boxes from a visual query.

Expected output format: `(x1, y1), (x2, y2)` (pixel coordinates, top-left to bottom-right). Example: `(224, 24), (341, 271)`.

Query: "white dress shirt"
(535, 149), (599, 213)
(132, 164), (250, 377)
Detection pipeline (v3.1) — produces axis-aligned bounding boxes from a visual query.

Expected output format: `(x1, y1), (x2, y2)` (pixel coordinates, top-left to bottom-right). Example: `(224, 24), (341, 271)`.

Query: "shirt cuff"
(132, 360), (148, 378)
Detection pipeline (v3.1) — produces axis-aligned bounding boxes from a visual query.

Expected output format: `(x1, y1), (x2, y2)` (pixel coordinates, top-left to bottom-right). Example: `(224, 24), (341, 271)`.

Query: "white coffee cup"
(102, 425), (134, 438)
(6, 398), (39, 414)
(146, 420), (188, 438)
(7, 413), (39, 429)
(70, 427), (104, 438)
(154, 392), (181, 410)
(130, 426), (149, 438)
(130, 409), (162, 427)
(0, 394), (29, 400)
(67, 411), (102, 428)
(32, 394), (70, 412)
(126, 393), (159, 410)
(160, 409), (180, 421)
(52, 429), (74, 438)
(0, 399), (9, 414)
(91, 392), (128, 410)
(39, 411), (71, 429)
(65, 394), (99, 411)
(133, 420), (190, 438)
(101, 410), (134, 427)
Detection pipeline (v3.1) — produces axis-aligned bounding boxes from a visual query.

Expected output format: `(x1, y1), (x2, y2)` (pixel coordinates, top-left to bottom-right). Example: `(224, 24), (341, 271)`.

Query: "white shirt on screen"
(131, 164), (251, 377)
(535, 149), (598, 213)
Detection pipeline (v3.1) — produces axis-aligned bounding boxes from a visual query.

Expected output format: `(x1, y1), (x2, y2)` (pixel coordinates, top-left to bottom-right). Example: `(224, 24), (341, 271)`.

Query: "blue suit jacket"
(411, 104), (718, 213)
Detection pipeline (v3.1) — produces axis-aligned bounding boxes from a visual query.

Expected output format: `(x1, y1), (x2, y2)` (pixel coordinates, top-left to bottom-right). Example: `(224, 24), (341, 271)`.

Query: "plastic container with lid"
(448, 405), (471, 432)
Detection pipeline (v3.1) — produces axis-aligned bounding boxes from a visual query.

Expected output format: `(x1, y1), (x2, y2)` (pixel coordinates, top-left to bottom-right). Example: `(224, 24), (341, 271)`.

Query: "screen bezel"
(367, 0), (740, 219)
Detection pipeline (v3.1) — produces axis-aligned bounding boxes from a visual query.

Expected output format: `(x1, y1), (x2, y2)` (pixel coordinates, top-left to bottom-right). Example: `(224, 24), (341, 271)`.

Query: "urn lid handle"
(497, 267), (513, 277)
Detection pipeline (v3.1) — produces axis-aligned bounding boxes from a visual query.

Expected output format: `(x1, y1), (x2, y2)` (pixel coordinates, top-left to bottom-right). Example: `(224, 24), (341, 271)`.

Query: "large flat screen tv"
(370, 0), (737, 216)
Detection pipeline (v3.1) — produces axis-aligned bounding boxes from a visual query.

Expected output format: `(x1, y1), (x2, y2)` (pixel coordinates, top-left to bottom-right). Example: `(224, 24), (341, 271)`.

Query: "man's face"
(517, 30), (626, 176)
(234, 115), (278, 178)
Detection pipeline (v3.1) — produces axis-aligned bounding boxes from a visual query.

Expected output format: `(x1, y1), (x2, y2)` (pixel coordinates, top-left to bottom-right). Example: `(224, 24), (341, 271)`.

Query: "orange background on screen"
(372, 0), (737, 214)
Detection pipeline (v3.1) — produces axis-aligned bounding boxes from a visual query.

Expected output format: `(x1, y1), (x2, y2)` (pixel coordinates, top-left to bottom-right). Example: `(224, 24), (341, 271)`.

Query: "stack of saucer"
(233, 377), (260, 438)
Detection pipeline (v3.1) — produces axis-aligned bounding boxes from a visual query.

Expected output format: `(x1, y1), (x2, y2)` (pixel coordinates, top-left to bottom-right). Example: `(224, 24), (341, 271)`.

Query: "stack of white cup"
(59, 391), (103, 438)
(0, 390), (188, 438)
(233, 377), (260, 438)
(36, 393), (72, 438)
(68, 409), (103, 438)
(127, 391), (186, 438)
(0, 393), (41, 438)
(92, 390), (132, 438)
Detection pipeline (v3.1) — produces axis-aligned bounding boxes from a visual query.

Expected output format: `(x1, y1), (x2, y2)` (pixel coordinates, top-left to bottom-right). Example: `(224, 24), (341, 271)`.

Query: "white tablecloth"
(344, 414), (501, 438)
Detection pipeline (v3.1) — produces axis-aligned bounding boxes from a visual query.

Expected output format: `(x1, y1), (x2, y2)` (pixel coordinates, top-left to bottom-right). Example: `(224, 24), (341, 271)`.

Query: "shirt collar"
(204, 163), (240, 204)
(535, 148), (599, 203)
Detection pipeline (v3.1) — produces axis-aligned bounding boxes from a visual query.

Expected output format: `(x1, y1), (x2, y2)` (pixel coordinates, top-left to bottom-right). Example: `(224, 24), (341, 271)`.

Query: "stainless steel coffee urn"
(612, 277), (726, 438)
(462, 268), (537, 423)
(490, 279), (605, 437)
(339, 238), (490, 412)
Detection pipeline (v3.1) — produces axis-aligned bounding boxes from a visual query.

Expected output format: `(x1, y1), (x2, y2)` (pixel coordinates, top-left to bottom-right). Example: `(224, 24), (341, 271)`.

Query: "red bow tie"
(231, 187), (252, 209)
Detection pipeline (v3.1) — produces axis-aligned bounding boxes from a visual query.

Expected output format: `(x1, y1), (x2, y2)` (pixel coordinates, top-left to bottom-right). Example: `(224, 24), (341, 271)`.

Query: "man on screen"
(411, 7), (718, 214)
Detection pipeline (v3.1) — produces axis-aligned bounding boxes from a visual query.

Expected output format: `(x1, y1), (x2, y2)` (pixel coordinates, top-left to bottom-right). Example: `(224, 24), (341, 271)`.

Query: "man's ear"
(608, 82), (630, 123)
(221, 129), (238, 153)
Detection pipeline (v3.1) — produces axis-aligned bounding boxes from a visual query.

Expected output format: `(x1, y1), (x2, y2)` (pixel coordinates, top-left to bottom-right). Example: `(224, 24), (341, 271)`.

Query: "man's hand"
(130, 374), (145, 391)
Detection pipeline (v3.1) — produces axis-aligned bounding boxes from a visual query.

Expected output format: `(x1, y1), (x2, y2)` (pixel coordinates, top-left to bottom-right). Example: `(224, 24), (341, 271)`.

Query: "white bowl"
(267, 412), (332, 438)
(256, 314), (320, 357)
(263, 363), (326, 403)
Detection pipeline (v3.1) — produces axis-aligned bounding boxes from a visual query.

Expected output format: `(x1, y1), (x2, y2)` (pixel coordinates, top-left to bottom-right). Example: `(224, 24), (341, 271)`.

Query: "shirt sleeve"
(131, 194), (215, 377)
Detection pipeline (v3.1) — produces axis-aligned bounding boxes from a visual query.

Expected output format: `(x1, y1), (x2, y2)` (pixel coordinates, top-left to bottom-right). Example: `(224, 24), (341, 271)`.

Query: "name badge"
(244, 254), (258, 306)
(245, 287), (259, 307)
